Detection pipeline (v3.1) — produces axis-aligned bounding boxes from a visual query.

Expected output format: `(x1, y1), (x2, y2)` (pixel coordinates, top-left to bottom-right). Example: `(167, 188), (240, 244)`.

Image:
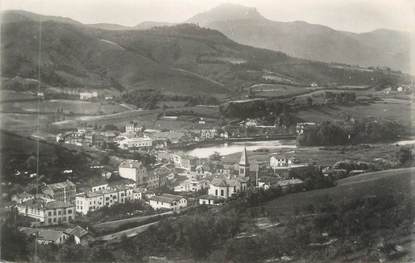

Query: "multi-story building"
(200, 129), (217, 140)
(172, 153), (198, 171)
(125, 122), (143, 134)
(75, 185), (137, 215)
(119, 160), (148, 185)
(16, 199), (75, 226)
(149, 194), (187, 211)
(41, 180), (76, 203)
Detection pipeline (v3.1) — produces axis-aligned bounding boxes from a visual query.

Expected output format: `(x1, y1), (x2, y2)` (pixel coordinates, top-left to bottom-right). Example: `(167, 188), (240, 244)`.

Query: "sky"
(1, 0), (414, 33)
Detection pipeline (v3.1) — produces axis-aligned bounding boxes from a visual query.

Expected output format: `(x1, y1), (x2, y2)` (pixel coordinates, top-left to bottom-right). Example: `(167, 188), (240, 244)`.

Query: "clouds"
(1, 0), (414, 32)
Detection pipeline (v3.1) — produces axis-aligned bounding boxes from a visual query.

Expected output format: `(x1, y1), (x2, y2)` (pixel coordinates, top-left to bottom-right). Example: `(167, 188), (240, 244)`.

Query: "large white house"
(149, 194), (187, 211)
(119, 160), (148, 185)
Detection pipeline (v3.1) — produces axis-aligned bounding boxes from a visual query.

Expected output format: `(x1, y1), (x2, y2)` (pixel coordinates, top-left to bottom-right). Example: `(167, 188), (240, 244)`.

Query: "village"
(9, 110), (390, 247)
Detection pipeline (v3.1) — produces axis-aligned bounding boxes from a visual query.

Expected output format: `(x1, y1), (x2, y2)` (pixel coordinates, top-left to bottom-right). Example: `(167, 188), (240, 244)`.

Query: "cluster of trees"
(297, 120), (403, 146)
(113, 207), (242, 261)
(224, 192), (412, 263)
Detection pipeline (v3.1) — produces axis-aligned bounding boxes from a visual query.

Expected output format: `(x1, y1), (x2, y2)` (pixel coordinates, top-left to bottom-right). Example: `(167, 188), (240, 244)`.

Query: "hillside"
(1, 10), (410, 99)
(186, 3), (411, 73)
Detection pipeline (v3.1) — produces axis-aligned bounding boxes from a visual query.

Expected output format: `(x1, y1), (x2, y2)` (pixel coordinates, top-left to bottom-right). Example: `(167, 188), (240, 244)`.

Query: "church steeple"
(239, 147), (249, 177)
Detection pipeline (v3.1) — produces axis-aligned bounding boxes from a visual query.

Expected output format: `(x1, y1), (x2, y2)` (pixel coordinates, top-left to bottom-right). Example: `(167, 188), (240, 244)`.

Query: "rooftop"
(119, 159), (144, 169)
(150, 194), (185, 203)
(65, 225), (88, 238)
(20, 227), (66, 242)
(47, 180), (76, 191)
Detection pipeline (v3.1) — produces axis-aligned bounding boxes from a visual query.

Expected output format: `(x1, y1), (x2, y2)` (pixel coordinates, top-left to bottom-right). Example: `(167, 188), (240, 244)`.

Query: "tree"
(307, 97), (313, 107)
(1, 220), (30, 261)
(397, 147), (412, 164)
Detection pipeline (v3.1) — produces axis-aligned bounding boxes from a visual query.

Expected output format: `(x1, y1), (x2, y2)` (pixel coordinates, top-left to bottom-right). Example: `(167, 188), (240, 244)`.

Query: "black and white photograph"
(0, 0), (414, 262)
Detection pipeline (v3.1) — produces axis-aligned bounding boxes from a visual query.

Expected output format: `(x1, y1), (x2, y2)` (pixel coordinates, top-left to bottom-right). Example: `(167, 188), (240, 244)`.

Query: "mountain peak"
(186, 3), (265, 26)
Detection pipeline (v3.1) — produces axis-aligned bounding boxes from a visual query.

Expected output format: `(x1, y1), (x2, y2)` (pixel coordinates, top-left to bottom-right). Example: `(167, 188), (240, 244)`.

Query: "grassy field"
(0, 113), (53, 137)
(222, 142), (403, 167)
(1, 99), (128, 115)
(52, 105), (221, 130)
(249, 83), (318, 98)
(264, 167), (415, 220)
(0, 90), (37, 101)
(296, 98), (414, 128)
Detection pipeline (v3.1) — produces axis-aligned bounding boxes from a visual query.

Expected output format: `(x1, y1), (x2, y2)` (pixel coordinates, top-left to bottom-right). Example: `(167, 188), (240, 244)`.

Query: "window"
(220, 189), (224, 196)
(67, 209), (72, 214)
(48, 211), (52, 216)
(48, 219), (52, 223)
(215, 189), (218, 196)
(53, 211), (56, 216)
(53, 218), (56, 222)
(58, 211), (61, 215)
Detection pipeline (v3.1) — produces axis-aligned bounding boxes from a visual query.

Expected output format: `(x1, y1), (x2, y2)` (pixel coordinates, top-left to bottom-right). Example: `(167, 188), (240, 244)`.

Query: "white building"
(125, 122), (142, 133)
(16, 199), (75, 226)
(149, 194), (187, 211)
(119, 137), (153, 150)
(174, 180), (209, 192)
(118, 160), (148, 185)
(198, 195), (223, 206)
(91, 183), (109, 192)
(270, 156), (293, 169)
(75, 185), (136, 215)
(208, 177), (248, 199)
(200, 129), (217, 140)
(80, 91), (98, 100)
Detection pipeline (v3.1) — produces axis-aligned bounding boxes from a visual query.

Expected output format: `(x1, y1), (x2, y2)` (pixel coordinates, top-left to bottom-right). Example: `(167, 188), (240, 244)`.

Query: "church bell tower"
(239, 147), (250, 177)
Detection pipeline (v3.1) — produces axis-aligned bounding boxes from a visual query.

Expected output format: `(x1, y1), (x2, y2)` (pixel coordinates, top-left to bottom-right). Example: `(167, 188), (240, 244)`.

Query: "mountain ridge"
(1, 10), (410, 98)
(186, 4), (411, 72)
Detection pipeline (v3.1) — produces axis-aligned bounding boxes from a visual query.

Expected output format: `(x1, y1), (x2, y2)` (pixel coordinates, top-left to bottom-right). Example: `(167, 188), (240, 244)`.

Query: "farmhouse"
(149, 194), (187, 211)
(20, 227), (69, 245)
(64, 225), (92, 245)
(79, 91), (98, 100)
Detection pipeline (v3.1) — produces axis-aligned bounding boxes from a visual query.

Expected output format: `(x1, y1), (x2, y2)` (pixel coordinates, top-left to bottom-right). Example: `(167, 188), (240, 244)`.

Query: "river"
(186, 140), (297, 158)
